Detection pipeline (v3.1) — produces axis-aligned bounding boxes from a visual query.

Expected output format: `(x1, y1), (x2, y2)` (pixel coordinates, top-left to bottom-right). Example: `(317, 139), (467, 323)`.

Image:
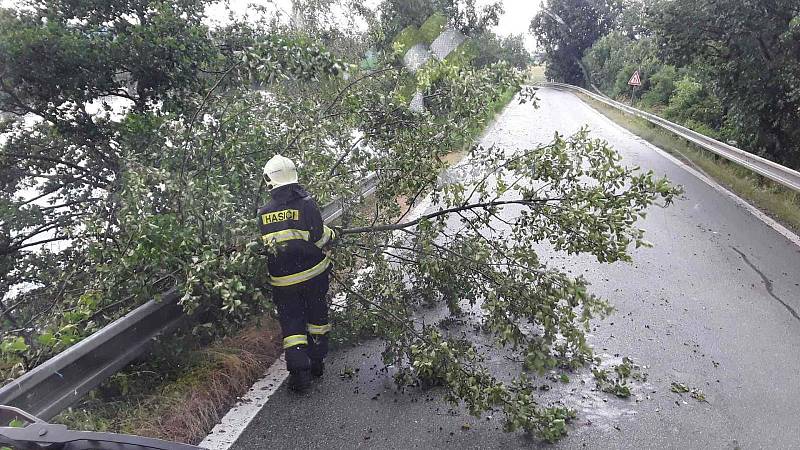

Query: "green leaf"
(37, 332), (56, 347)
(2, 336), (29, 353)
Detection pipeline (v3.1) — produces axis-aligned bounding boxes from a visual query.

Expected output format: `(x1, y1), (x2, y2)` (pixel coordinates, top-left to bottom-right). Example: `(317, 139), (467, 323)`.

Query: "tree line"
(532, 0), (800, 169)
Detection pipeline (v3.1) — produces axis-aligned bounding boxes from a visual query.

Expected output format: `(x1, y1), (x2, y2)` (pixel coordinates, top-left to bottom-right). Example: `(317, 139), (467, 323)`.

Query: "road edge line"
(569, 90), (800, 249)
(198, 357), (289, 450)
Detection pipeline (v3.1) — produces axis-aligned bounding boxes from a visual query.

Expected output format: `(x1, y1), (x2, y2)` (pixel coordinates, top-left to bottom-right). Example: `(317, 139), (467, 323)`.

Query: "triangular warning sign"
(628, 70), (641, 86)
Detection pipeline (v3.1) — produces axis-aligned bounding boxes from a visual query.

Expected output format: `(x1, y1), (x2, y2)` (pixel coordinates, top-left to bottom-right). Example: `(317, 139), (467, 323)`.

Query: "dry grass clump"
(135, 322), (281, 444)
(55, 316), (282, 445)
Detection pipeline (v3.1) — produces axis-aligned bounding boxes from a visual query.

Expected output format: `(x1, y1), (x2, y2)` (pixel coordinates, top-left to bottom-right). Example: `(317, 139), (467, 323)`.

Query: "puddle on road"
(572, 385), (638, 432)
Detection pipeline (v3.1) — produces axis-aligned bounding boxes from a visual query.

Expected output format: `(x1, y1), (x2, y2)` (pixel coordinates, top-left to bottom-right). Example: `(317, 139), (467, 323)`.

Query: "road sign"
(628, 70), (641, 86)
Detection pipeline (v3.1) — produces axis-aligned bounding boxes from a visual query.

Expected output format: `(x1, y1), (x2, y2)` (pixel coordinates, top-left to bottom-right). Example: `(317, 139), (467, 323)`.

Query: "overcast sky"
(479, 0), (541, 51)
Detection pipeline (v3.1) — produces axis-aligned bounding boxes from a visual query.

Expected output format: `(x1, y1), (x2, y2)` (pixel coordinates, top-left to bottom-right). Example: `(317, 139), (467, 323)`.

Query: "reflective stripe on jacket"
(257, 184), (335, 286)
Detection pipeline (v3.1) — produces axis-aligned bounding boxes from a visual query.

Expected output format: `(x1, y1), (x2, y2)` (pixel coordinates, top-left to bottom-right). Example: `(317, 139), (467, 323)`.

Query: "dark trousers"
(272, 273), (330, 372)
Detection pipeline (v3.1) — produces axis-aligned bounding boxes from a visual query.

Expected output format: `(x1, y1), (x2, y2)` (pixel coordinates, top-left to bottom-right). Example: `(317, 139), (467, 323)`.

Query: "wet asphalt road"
(230, 88), (800, 449)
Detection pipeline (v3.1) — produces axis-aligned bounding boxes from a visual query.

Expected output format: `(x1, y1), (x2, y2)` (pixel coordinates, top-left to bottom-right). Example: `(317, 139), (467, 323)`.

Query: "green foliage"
(333, 119), (678, 440)
(670, 381), (690, 393)
(537, 407), (576, 443)
(0, 335), (28, 363)
(639, 65), (678, 107)
(663, 75), (725, 136)
(392, 25), (424, 56)
(0, 1), (217, 118)
(472, 33), (533, 69)
(582, 31), (631, 94)
(592, 357), (646, 398)
(582, 32), (663, 99)
(241, 34), (347, 84)
(671, 381), (707, 402)
(387, 8), (514, 71)
(419, 12), (448, 43)
(375, 0), (502, 50)
(531, 0), (622, 84)
(650, 0), (800, 168)
(578, 0), (800, 168)
(503, 385), (576, 443)
(442, 40), (479, 66)
(581, 27), (727, 139)
(0, 0), (346, 379)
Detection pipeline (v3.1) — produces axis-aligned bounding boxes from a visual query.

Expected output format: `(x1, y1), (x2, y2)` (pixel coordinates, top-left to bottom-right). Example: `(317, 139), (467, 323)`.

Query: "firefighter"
(257, 154), (336, 392)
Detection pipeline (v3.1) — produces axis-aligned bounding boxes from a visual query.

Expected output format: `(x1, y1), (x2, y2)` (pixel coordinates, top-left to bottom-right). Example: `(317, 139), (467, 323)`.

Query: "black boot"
(310, 359), (324, 378)
(289, 369), (311, 393)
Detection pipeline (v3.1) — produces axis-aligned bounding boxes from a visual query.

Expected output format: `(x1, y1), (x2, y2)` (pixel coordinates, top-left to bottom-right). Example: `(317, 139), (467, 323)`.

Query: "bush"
(664, 75), (725, 131)
(612, 63), (638, 98)
(582, 32), (630, 93)
(583, 32), (669, 101)
(640, 65), (678, 108)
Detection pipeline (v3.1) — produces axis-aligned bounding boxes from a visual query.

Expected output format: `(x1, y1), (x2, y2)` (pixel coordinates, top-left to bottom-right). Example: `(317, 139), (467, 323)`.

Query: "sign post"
(628, 70), (642, 105)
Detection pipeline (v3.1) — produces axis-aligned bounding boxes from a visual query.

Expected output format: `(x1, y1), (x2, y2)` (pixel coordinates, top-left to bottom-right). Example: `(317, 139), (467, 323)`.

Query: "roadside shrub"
(664, 75), (725, 131)
(640, 65), (678, 108)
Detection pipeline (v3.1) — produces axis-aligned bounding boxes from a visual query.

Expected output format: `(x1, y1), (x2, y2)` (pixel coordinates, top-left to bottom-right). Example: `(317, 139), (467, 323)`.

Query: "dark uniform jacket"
(257, 184), (335, 287)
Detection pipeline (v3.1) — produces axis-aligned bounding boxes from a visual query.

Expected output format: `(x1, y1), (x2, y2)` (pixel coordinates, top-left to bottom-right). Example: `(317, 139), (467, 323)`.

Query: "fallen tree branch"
(340, 197), (557, 234)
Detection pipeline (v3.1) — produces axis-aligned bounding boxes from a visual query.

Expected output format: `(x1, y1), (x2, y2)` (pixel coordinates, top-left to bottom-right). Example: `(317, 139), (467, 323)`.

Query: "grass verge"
(489, 88), (519, 118)
(55, 316), (281, 445)
(577, 93), (800, 234)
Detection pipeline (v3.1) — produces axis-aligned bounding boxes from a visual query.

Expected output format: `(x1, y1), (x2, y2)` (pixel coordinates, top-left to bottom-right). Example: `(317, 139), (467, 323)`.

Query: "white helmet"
(263, 154), (298, 189)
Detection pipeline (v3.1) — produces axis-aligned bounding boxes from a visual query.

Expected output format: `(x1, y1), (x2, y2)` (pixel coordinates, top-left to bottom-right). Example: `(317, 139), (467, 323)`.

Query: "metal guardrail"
(543, 82), (800, 194)
(0, 174), (378, 420)
(0, 291), (187, 421)
(0, 405), (201, 449)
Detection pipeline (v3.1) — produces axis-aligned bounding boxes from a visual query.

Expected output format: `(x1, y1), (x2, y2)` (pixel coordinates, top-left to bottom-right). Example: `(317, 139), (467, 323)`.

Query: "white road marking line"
(572, 90), (800, 249)
(198, 356), (289, 450)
